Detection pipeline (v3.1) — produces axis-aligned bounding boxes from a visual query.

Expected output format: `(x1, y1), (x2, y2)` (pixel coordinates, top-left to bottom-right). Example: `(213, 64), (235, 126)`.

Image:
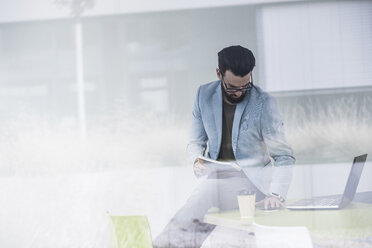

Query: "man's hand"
(193, 158), (212, 177)
(256, 196), (285, 210)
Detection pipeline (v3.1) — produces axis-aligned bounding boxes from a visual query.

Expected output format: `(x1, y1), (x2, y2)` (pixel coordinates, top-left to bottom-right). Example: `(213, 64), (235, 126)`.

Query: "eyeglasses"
(221, 75), (253, 93)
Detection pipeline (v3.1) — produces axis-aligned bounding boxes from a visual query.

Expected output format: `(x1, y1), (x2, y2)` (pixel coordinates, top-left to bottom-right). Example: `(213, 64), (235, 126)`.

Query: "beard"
(223, 89), (247, 104)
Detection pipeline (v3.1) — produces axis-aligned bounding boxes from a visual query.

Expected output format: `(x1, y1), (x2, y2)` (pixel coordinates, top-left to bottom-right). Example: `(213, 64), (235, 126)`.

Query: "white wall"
(0, 0), (304, 23)
(258, 0), (372, 92)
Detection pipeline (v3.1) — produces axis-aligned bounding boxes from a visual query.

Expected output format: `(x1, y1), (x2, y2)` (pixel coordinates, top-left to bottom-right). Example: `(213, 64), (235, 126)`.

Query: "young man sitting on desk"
(154, 45), (295, 248)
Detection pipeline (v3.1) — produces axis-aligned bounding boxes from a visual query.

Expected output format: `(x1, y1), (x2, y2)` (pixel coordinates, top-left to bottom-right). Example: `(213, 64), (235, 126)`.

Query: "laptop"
(287, 154), (368, 210)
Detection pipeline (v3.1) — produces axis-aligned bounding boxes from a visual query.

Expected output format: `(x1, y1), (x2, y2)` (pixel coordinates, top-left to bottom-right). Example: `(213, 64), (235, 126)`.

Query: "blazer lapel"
(232, 89), (253, 154)
(212, 82), (223, 154)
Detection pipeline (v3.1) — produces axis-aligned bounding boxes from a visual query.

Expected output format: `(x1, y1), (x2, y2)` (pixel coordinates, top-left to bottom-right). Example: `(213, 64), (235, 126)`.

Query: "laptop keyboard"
(290, 196), (341, 207)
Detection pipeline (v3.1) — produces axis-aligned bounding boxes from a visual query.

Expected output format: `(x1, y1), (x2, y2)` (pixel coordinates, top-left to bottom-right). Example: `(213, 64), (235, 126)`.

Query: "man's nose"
(234, 91), (243, 97)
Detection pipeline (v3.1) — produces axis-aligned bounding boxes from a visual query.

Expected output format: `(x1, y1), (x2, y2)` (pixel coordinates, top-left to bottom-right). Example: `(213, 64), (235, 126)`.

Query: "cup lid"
(239, 190), (256, 195)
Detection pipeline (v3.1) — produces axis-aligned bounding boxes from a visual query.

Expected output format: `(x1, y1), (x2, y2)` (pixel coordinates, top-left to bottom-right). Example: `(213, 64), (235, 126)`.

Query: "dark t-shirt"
(212, 98), (246, 179)
(217, 100), (236, 161)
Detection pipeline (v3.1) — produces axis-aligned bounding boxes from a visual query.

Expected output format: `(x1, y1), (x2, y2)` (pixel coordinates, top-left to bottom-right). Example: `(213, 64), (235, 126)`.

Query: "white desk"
(203, 202), (372, 248)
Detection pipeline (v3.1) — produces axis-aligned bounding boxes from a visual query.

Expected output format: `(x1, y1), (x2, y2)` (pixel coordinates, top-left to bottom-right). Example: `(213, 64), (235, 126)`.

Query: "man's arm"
(186, 87), (209, 176)
(260, 95), (295, 200)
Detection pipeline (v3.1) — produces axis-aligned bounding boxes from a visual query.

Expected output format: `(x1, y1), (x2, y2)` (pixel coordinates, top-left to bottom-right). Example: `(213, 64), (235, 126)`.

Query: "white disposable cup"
(237, 193), (256, 224)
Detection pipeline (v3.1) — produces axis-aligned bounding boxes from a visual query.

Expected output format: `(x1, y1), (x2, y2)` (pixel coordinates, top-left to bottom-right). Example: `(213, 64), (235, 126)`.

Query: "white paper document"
(198, 156), (242, 171)
(202, 224), (313, 248)
(253, 223), (313, 248)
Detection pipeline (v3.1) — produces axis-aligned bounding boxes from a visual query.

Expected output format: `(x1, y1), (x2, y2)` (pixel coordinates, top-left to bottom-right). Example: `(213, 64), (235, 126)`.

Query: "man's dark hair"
(218, 45), (255, 77)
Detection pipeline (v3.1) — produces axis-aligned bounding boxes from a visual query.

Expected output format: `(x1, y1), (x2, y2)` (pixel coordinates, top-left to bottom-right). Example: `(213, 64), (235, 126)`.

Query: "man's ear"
(216, 68), (222, 80)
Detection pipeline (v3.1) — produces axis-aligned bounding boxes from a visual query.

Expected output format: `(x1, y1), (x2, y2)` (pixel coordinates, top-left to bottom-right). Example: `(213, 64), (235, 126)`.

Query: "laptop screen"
(340, 154), (368, 208)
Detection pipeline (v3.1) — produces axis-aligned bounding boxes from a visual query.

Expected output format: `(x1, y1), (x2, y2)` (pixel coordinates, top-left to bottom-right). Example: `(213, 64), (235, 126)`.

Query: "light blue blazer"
(187, 80), (295, 198)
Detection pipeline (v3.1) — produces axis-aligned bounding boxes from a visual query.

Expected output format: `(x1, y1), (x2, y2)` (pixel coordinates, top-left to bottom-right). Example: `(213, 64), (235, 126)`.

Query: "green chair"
(109, 215), (153, 248)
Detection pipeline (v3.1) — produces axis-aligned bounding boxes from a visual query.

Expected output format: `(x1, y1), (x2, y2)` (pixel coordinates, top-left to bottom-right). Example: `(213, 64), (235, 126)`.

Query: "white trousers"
(154, 175), (265, 248)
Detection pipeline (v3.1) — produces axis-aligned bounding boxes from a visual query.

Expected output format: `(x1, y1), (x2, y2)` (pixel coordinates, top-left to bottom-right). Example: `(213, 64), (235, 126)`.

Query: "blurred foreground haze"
(0, 0), (371, 247)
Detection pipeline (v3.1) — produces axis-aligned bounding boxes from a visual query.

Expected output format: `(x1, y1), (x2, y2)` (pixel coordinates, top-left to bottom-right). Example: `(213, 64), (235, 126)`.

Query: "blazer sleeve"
(186, 86), (208, 166)
(260, 95), (295, 199)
